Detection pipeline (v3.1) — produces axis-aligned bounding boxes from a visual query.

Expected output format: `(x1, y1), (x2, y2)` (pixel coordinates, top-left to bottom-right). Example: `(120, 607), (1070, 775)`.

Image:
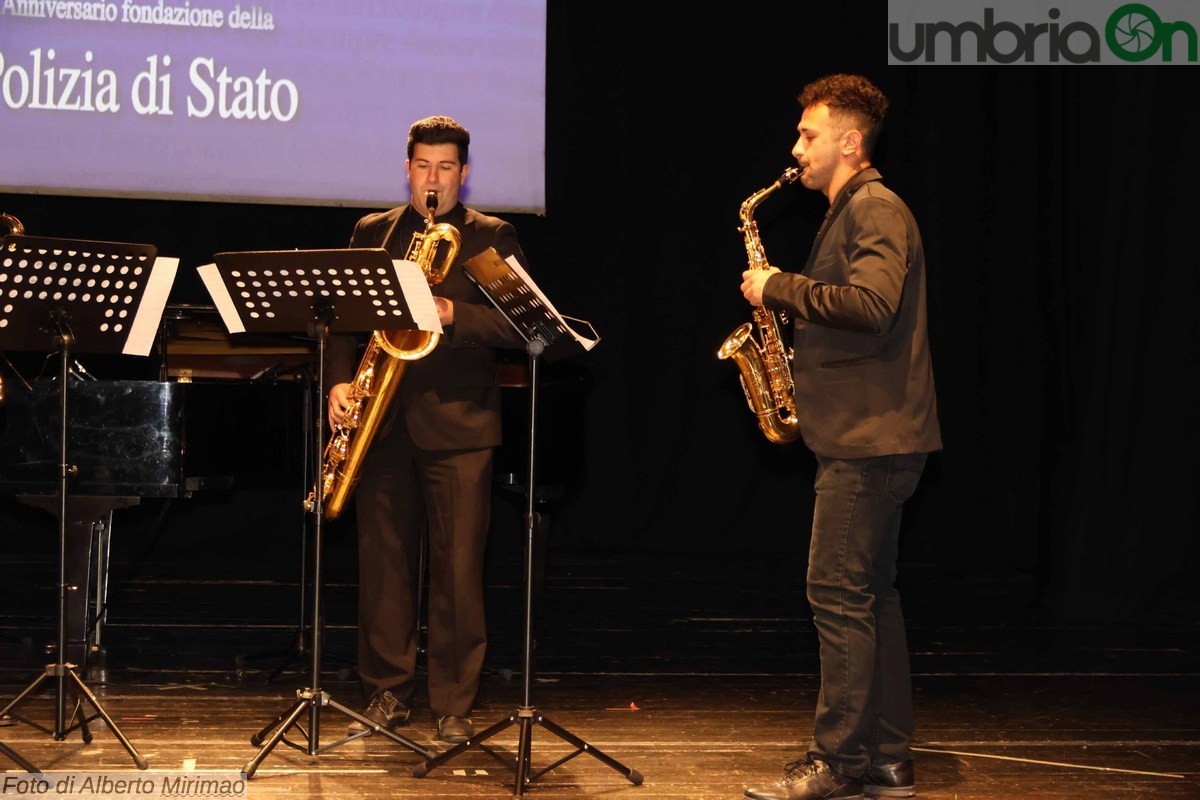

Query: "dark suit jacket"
(327, 202), (529, 451)
(762, 168), (942, 458)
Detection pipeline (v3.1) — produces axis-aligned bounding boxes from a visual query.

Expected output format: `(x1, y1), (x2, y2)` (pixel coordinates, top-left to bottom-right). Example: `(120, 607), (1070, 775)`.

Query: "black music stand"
(198, 248), (441, 775)
(0, 233), (177, 770)
(412, 248), (640, 797)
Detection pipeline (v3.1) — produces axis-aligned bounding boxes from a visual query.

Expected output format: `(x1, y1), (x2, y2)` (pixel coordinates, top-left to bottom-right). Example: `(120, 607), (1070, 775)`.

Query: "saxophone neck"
(739, 187), (773, 223)
(739, 167), (799, 223)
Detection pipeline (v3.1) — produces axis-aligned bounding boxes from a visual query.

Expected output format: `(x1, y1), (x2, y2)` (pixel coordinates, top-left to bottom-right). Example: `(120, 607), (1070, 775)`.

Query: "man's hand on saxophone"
(740, 267), (781, 306)
(328, 382), (352, 429)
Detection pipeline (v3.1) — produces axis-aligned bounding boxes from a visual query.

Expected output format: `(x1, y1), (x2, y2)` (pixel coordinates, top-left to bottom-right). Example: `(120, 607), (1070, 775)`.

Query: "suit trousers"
(353, 418), (493, 718)
(806, 452), (927, 777)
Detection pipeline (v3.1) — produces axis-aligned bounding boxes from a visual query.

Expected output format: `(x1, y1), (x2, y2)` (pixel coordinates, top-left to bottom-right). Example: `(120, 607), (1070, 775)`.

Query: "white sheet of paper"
(197, 262), (245, 334)
(124, 256), (180, 355)
(393, 259), (443, 334)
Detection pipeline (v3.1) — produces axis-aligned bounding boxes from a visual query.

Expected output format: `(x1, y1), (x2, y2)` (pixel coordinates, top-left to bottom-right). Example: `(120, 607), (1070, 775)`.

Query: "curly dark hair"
(797, 74), (889, 156)
(407, 115), (470, 164)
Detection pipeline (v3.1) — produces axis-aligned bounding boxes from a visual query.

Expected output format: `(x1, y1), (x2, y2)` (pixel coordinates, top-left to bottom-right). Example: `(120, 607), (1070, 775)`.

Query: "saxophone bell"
(0, 212), (23, 237)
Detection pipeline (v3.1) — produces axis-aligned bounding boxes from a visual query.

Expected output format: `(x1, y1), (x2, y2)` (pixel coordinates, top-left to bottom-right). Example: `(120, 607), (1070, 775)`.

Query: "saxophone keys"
(328, 433), (349, 463)
(342, 402), (363, 429)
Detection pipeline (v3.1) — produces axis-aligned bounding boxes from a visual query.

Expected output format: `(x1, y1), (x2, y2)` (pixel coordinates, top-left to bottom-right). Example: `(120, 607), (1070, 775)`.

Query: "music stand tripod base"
(242, 688), (433, 777)
(0, 740), (38, 773)
(412, 706), (643, 791)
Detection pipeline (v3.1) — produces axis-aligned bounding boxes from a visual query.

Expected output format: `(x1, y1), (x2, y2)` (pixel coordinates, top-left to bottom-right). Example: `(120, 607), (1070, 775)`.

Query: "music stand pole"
(234, 364), (354, 684)
(413, 250), (639, 796)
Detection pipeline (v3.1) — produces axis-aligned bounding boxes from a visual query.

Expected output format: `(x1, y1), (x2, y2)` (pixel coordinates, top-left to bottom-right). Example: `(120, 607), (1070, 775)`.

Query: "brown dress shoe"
(436, 715), (474, 743)
(347, 690), (412, 735)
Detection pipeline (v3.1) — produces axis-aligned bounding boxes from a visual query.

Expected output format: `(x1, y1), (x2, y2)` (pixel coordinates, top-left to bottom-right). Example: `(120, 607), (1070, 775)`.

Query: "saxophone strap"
(804, 167), (882, 272)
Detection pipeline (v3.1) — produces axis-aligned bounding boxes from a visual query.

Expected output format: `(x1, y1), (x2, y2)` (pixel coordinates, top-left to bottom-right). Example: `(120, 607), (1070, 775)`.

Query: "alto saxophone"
(717, 168), (803, 444)
(306, 192), (461, 519)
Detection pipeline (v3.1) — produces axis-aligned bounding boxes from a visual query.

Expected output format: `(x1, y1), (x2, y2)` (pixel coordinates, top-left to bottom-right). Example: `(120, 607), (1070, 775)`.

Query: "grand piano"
(0, 304), (315, 670)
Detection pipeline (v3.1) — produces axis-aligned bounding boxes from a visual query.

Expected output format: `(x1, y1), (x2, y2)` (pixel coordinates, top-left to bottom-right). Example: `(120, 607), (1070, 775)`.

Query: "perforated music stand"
(0, 233), (177, 770)
(412, 248), (640, 797)
(197, 248), (441, 774)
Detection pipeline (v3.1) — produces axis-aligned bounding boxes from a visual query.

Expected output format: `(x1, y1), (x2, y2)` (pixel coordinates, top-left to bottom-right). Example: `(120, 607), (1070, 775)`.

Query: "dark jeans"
(806, 453), (927, 777)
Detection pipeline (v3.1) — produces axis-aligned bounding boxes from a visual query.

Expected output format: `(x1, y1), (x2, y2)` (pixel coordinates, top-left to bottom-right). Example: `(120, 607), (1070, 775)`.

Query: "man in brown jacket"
(327, 115), (530, 745)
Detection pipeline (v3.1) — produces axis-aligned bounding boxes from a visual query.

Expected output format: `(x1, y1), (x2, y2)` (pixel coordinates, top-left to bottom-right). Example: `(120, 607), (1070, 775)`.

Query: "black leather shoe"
(863, 760), (915, 797)
(347, 690), (411, 735)
(745, 756), (864, 800)
(436, 715), (474, 743)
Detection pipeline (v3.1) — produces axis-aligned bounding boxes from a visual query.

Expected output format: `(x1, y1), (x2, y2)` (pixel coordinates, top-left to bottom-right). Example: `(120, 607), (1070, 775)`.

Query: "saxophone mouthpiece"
(425, 190), (439, 213)
(780, 167), (801, 185)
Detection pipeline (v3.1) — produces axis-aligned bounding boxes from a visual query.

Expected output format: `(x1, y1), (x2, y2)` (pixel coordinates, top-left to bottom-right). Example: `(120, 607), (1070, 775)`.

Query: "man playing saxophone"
(739, 75), (942, 800)
(326, 115), (531, 745)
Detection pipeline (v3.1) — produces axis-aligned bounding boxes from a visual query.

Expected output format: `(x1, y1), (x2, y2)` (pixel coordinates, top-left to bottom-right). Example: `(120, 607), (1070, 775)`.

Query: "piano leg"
(17, 495), (137, 671)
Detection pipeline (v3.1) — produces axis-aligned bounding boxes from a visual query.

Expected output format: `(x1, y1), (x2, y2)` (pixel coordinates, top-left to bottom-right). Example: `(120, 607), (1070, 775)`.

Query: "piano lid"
(0, 379), (185, 498)
(159, 303), (314, 382)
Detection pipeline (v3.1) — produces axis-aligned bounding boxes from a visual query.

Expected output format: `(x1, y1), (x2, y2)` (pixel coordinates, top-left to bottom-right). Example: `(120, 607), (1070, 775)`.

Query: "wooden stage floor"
(1, 495), (1198, 800)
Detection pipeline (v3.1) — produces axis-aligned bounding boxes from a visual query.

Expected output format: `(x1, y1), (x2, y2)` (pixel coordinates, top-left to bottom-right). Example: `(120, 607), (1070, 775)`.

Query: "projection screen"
(0, 1), (547, 213)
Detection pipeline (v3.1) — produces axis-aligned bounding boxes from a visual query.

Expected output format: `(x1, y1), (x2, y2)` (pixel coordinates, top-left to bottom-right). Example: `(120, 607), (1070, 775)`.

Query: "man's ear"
(842, 129), (863, 157)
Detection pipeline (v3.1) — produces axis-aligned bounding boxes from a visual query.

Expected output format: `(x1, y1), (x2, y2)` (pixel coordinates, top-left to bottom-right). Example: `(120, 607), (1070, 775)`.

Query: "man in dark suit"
(326, 115), (529, 745)
(740, 75), (942, 800)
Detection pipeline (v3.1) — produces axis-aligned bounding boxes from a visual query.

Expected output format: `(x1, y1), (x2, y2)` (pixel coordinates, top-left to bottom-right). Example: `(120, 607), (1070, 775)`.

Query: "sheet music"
(124, 256), (179, 356)
(392, 259), (443, 336)
(496, 255), (600, 352)
(197, 262), (247, 334)
(0, 235), (169, 356)
(197, 249), (441, 336)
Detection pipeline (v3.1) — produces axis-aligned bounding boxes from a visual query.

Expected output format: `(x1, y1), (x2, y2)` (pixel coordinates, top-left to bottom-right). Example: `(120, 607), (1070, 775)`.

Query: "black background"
(3, 7), (1197, 623)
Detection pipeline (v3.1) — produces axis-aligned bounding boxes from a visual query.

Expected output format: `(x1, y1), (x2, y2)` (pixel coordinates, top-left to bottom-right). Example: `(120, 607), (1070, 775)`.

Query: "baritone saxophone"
(306, 192), (461, 519)
(717, 168), (803, 444)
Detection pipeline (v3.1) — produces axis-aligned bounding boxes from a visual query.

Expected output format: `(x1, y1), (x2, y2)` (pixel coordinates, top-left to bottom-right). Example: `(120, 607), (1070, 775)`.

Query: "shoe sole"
(864, 787), (915, 797)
